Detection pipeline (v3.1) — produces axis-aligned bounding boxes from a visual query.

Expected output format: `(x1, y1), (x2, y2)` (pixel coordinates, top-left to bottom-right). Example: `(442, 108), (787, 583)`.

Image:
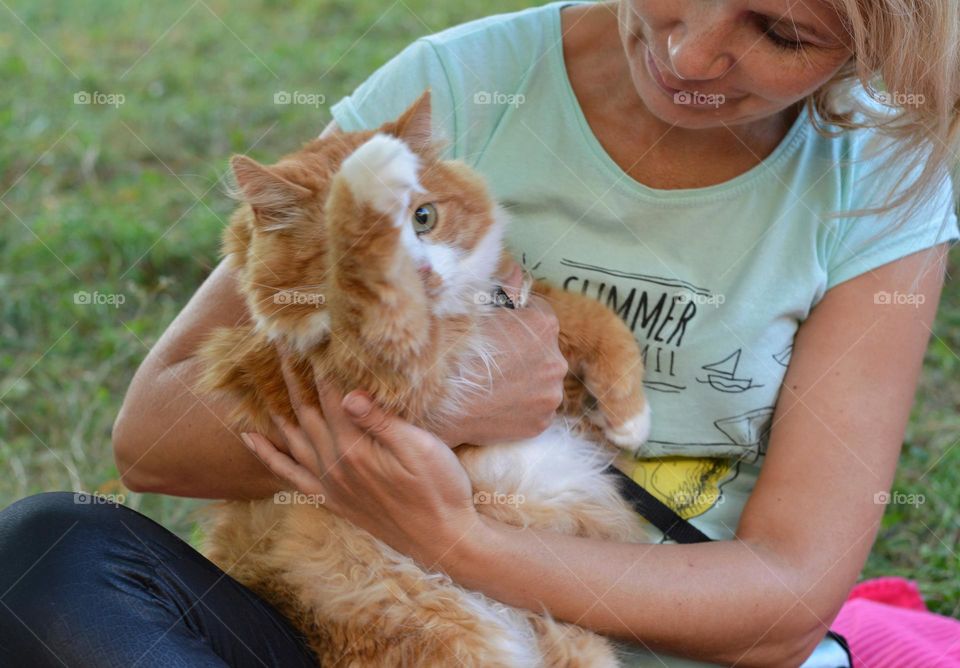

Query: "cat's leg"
(323, 133), (433, 358)
(534, 281), (651, 453)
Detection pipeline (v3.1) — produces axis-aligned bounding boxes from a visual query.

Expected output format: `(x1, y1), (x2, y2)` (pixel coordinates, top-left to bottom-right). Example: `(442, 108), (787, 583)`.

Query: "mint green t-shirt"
(330, 2), (959, 665)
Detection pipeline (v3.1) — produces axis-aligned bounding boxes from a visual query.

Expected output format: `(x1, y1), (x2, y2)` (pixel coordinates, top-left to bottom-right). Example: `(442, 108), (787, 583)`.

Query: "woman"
(2, 1), (957, 666)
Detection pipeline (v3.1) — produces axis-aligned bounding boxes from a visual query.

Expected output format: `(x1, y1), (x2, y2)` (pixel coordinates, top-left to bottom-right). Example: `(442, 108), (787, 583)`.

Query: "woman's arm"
(112, 119), (567, 498)
(247, 243), (949, 665)
(438, 244), (949, 666)
(112, 258), (287, 497)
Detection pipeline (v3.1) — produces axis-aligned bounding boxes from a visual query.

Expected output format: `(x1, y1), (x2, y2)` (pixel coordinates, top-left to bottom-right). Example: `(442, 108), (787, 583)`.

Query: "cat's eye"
(412, 203), (438, 235)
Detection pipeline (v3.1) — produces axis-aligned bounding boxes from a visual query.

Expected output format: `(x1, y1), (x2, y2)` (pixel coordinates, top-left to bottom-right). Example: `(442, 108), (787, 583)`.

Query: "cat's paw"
(340, 133), (424, 219)
(594, 401), (652, 451)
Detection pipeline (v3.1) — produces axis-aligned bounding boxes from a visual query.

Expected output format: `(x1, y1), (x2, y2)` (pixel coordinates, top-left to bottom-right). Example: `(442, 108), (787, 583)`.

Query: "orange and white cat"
(197, 91), (654, 667)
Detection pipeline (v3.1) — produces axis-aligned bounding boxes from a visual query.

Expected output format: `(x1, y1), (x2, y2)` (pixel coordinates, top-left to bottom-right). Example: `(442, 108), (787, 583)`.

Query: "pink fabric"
(831, 577), (960, 668)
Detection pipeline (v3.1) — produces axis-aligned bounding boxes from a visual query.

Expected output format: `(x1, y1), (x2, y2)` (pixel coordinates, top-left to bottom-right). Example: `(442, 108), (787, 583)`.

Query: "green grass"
(1, 0), (958, 618)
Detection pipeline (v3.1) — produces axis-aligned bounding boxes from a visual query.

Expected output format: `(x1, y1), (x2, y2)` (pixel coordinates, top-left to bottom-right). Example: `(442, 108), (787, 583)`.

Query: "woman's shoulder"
(797, 83), (953, 214)
(331, 2), (578, 158)
(416, 1), (572, 92)
(804, 83), (921, 162)
(421, 1), (569, 51)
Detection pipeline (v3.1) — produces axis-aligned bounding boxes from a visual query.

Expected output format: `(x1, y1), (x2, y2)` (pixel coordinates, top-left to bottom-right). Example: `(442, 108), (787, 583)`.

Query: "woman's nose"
(666, 22), (734, 82)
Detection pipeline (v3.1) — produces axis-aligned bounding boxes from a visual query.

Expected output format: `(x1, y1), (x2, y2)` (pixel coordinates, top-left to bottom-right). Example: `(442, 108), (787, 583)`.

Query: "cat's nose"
(417, 261), (432, 277)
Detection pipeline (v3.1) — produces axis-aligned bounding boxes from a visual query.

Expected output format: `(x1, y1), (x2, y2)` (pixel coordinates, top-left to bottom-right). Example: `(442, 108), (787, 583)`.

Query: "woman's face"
(618, 0), (853, 129)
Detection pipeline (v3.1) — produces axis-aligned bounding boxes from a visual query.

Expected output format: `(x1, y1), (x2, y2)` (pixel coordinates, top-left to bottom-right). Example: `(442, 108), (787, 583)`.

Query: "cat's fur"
(196, 91), (655, 667)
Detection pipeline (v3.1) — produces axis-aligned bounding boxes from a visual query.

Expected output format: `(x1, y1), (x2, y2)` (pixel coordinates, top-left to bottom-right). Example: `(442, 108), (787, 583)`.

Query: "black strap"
(825, 630), (854, 667)
(605, 464), (713, 544)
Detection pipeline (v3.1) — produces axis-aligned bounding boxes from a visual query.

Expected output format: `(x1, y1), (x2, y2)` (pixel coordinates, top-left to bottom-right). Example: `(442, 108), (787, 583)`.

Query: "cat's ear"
(230, 155), (311, 229)
(384, 89), (432, 153)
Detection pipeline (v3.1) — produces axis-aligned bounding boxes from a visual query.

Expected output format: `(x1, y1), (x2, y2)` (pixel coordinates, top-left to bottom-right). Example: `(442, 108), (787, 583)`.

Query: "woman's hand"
(436, 263), (569, 447)
(239, 352), (482, 568)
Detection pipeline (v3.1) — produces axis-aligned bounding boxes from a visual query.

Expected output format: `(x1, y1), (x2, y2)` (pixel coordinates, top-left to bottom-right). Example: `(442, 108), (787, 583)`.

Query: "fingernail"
(239, 433), (255, 450)
(342, 392), (371, 418)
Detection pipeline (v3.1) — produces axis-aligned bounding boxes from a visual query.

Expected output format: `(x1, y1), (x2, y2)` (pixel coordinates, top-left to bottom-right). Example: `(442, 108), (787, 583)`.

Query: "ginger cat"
(197, 91), (654, 668)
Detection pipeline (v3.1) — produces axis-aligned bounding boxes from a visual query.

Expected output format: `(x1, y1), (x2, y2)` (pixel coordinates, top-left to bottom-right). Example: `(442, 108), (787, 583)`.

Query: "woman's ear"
(229, 155), (312, 230)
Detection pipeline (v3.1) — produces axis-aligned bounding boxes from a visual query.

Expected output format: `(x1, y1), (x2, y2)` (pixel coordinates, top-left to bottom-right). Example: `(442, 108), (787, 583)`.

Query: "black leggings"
(0, 492), (317, 667)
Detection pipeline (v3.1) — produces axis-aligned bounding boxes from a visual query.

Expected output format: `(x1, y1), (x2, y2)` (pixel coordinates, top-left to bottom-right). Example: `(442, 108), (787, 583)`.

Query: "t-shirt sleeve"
(824, 141), (960, 291)
(329, 38), (458, 158)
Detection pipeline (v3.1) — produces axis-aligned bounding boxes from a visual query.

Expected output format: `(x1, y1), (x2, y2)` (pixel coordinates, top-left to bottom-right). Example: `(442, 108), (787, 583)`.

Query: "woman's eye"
(766, 29), (805, 51)
(412, 203), (438, 235)
(754, 15), (806, 51)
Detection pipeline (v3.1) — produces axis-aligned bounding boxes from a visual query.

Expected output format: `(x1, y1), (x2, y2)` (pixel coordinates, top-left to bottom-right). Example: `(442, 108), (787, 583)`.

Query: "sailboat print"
(695, 348), (763, 393)
(772, 344), (793, 367)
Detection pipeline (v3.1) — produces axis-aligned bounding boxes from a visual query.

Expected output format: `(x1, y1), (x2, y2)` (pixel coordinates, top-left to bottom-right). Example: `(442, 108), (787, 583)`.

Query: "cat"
(196, 90), (655, 668)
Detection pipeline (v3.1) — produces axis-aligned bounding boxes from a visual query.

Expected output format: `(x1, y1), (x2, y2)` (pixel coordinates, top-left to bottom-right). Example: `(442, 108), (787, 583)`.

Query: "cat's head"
(227, 90), (514, 351)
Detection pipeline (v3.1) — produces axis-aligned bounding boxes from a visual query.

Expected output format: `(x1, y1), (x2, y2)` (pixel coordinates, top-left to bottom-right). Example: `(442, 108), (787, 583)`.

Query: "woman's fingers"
(270, 414), (322, 476)
(277, 347), (310, 414)
(501, 261), (522, 296)
(276, 345), (331, 441)
(341, 390), (450, 455)
(317, 381), (359, 444)
(241, 432), (326, 497)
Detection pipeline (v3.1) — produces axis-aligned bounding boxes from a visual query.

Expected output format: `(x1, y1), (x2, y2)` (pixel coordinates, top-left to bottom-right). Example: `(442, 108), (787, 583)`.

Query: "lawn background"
(1, 0), (957, 617)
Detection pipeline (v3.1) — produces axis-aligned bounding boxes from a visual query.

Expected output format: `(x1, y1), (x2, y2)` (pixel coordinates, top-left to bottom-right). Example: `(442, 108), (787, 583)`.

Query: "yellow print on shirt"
(613, 454), (737, 519)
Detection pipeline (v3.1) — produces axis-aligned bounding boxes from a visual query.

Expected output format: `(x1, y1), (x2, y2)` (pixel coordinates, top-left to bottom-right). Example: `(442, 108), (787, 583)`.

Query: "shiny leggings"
(0, 492), (317, 667)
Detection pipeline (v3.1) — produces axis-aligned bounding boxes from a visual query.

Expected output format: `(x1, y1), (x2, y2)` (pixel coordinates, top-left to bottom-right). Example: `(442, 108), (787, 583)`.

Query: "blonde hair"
(807, 0), (960, 239)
